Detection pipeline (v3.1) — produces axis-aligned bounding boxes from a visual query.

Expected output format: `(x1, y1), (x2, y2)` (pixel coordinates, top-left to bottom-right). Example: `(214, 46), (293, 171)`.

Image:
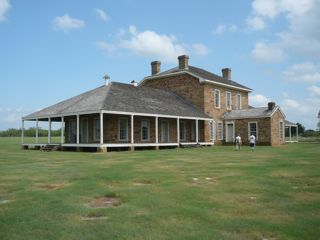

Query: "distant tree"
(0, 127), (61, 137)
(296, 122), (305, 135)
(317, 110), (320, 131)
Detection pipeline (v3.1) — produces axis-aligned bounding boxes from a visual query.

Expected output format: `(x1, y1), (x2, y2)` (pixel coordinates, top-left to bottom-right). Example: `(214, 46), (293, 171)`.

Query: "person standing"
(235, 134), (242, 150)
(249, 134), (256, 151)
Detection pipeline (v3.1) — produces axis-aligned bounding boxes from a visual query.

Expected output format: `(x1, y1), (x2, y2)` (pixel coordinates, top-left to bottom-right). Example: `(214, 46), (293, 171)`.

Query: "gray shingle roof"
(223, 107), (276, 120)
(285, 120), (297, 126)
(24, 82), (210, 119)
(150, 66), (251, 91)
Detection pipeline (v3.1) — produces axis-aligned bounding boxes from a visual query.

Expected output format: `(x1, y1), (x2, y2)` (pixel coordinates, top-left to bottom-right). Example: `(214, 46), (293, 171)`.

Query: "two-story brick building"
(22, 55), (288, 151)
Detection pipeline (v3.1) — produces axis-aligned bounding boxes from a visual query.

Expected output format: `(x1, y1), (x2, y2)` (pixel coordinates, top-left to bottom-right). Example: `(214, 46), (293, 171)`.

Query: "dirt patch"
(88, 195), (121, 208)
(0, 199), (12, 204)
(38, 183), (66, 191)
(81, 214), (109, 221)
(133, 179), (153, 186)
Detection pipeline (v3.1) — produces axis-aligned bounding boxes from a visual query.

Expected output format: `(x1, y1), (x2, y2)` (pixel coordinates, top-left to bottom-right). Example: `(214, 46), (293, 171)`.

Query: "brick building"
(22, 55), (292, 151)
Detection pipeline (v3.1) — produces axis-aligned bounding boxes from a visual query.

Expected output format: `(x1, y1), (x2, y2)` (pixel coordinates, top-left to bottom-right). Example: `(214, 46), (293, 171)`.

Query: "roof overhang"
(140, 70), (252, 92)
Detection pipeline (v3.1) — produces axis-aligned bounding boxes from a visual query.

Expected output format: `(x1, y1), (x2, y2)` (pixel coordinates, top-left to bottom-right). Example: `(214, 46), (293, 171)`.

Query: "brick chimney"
(268, 102), (276, 111)
(222, 68), (232, 80)
(151, 61), (161, 75)
(178, 55), (189, 70)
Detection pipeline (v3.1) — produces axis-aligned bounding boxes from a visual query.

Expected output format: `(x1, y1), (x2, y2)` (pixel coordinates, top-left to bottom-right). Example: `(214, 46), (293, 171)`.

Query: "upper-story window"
(214, 89), (220, 108)
(236, 94), (242, 110)
(226, 91), (232, 110)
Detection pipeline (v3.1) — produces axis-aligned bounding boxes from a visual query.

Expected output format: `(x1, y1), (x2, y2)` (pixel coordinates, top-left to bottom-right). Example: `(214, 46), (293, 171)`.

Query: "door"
(161, 121), (169, 143)
(81, 119), (88, 143)
(226, 123), (234, 143)
(69, 120), (77, 143)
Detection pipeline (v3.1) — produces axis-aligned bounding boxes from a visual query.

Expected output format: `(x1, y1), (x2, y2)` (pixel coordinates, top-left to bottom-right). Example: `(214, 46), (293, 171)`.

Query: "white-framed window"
(217, 121), (223, 140)
(94, 118), (100, 141)
(118, 118), (128, 141)
(236, 94), (242, 110)
(191, 121), (196, 141)
(141, 119), (149, 141)
(279, 121), (284, 141)
(226, 91), (232, 110)
(248, 122), (258, 140)
(210, 121), (214, 141)
(69, 119), (77, 143)
(179, 121), (186, 141)
(214, 89), (220, 108)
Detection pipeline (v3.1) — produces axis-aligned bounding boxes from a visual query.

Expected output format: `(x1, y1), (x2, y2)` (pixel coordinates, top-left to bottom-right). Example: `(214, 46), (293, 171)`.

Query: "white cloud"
(251, 41), (284, 63)
(95, 41), (117, 53)
(53, 14), (85, 32)
(0, 0), (10, 21)
(94, 8), (109, 21)
(308, 85), (320, 96)
(282, 62), (320, 83)
(246, 16), (266, 30)
(212, 24), (237, 35)
(192, 44), (209, 56)
(249, 94), (271, 107)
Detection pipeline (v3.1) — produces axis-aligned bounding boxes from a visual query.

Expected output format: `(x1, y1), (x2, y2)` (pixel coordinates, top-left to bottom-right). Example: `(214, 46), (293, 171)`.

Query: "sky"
(0, 0), (319, 130)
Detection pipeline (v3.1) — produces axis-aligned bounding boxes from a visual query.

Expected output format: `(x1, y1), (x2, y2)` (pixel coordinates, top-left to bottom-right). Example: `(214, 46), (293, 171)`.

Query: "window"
(94, 118), (100, 141)
(69, 119), (76, 143)
(248, 122), (258, 140)
(210, 121), (214, 141)
(236, 94), (242, 110)
(217, 121), (223, 140)
(179, 121), (186, 141)
(279, 121), (284, 141)
(214, 89), (220, 108)
(226, 92), (232, 110)
(141, 119), (149, 141)
(191, 121), (196, 141)
(118, 118), (128, 141)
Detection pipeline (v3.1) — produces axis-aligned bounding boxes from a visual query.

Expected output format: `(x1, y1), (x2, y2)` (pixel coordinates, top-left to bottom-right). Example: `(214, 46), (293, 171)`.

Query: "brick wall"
(270, 109), (285, 146)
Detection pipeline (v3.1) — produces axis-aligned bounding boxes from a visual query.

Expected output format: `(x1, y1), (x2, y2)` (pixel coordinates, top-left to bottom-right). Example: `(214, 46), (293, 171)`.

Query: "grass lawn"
(0, 138), (319, 240)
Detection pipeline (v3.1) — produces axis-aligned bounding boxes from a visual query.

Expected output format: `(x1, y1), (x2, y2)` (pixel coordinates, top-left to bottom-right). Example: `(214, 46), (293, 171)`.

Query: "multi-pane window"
(248, 122), (257, 139)
(141, 119), (149, 141)
(118, 118), (128, 141)
(217, 122), (223, 140)
(179, 121), (186, 141)
(94, 118), (100, 141)
(226, 91), (232, 110)
(191, 122), (196, 141)
(279, 121), (284, 141)
(236, 94), (242, 110)
(214, 89), (220, 108)
(210, 121), (214, 141)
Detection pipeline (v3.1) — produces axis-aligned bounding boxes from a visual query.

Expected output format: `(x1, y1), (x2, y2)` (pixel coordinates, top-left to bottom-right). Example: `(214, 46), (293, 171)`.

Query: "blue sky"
(0, 0), (319, 130)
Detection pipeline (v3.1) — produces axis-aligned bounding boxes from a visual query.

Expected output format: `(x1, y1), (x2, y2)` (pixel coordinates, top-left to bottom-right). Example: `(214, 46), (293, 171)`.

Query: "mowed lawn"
(0, 138), (319, 240)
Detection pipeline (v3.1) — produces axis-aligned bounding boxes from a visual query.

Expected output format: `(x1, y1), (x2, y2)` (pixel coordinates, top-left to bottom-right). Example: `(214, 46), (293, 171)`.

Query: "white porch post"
(289, 126), (292, 142)
(48, 118), (51, 144)
(155, 116), (158, 144)
(100, 112), (104, 144)
(196, 119), (199, 143)
(76, 115), (80, 144)
(177, 118), (180, 143)
(296, 125), (299, 143)
(35, 119), (39, 144)
(21, 120), (24, 144)
(131, 115), (134, 144)
(61, 117), (64, 144)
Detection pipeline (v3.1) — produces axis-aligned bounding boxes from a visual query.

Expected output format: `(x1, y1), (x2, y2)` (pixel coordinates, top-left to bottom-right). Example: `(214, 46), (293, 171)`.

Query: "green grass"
(0, 138), (319, 240)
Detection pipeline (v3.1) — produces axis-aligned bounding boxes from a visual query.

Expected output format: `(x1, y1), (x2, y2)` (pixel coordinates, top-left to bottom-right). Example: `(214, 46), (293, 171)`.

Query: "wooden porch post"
(100, 112), (104, 144)
(21, 120), (24, 144)
(36, 119), (39, 144)
(296, 125), (299, 143)
(177, 118), (180, 144)
(61, 116), (64, 144)
(48, 118), (51, 144)
(131, 115), (134, 151)
(155, 116), (159, 146)
(196, 119), (199, 143)
(289, 126), (292, 142)
(76, 115), (80, 144)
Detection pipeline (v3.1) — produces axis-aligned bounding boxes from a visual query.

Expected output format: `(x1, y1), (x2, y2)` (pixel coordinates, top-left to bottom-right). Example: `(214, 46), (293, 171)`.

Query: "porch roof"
(223, 106), (278, 120)
(285, 120), (297, 126)
(24, 82), (210, 120)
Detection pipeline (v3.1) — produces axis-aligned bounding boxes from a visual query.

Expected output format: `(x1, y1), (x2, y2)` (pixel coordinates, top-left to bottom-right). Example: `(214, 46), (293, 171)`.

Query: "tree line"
(0, 127), (61, 137)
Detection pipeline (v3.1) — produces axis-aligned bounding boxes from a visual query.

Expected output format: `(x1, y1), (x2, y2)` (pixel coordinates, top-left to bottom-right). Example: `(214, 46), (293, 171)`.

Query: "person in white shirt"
(235, 134), (242, 150)
(249, 134), (256, 151)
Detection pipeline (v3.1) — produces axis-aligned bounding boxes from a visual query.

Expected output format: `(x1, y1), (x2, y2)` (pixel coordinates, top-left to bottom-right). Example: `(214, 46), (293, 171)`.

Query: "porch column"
(48, 118), (51, 144)
(196, 119), (199, 143)
(61, 117), (64, 144)
(76, 115), (80, 144)
(36, 119), (39, 144)
(289, 126), (292, 142)
(155, 116), (159, 144)
(21, 120), (24, 144)
(177, 118), (180, 143)
(100, 112), (104, 144)
(296, 125), (299, 143)
(131, 115), (134, 144)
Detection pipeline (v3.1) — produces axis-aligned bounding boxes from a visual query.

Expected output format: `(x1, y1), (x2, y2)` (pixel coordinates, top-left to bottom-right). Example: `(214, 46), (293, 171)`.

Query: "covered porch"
(285, 120), (298, 143)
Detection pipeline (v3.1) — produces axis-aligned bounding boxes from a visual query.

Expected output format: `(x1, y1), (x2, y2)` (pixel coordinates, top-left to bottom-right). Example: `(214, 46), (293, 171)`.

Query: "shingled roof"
(223, 107), (280, 120)
(143, 65), (251, 91)
(24, 82), (210, 120)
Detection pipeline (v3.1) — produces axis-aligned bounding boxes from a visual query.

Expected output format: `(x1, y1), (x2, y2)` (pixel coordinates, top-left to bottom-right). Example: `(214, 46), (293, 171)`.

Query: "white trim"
(270, 106), (286, 119)
(131, 115), (134, 144)
(48, 118), (51, 144)
(80, 118), (89, 144)
(217, 121), (223, 140)
(21, 120), (24, 144)
(155, 116), (158, 144)
(225, 121), (235, 143)
(36, 119), (39, 144)
(177, 118), (180, 143)
(61, 117), (64, 144)
(100, 113), (104, 144)
(118, 117), (129, 141)
(196, 119), (199, 143)
(141, 119), (150, 141)
(76, 115), (80, 144)
(214, 89), (221, 109)
(140, 70), (252, 92)
(236, 94), (242, 110)
(210, 120), (214, 142)
(226, 91), (232, 110)
(248, 121), (258, 141)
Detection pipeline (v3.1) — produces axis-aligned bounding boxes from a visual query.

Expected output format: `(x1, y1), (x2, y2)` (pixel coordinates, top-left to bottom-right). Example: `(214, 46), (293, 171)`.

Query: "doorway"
(226, 122), (234, 143)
